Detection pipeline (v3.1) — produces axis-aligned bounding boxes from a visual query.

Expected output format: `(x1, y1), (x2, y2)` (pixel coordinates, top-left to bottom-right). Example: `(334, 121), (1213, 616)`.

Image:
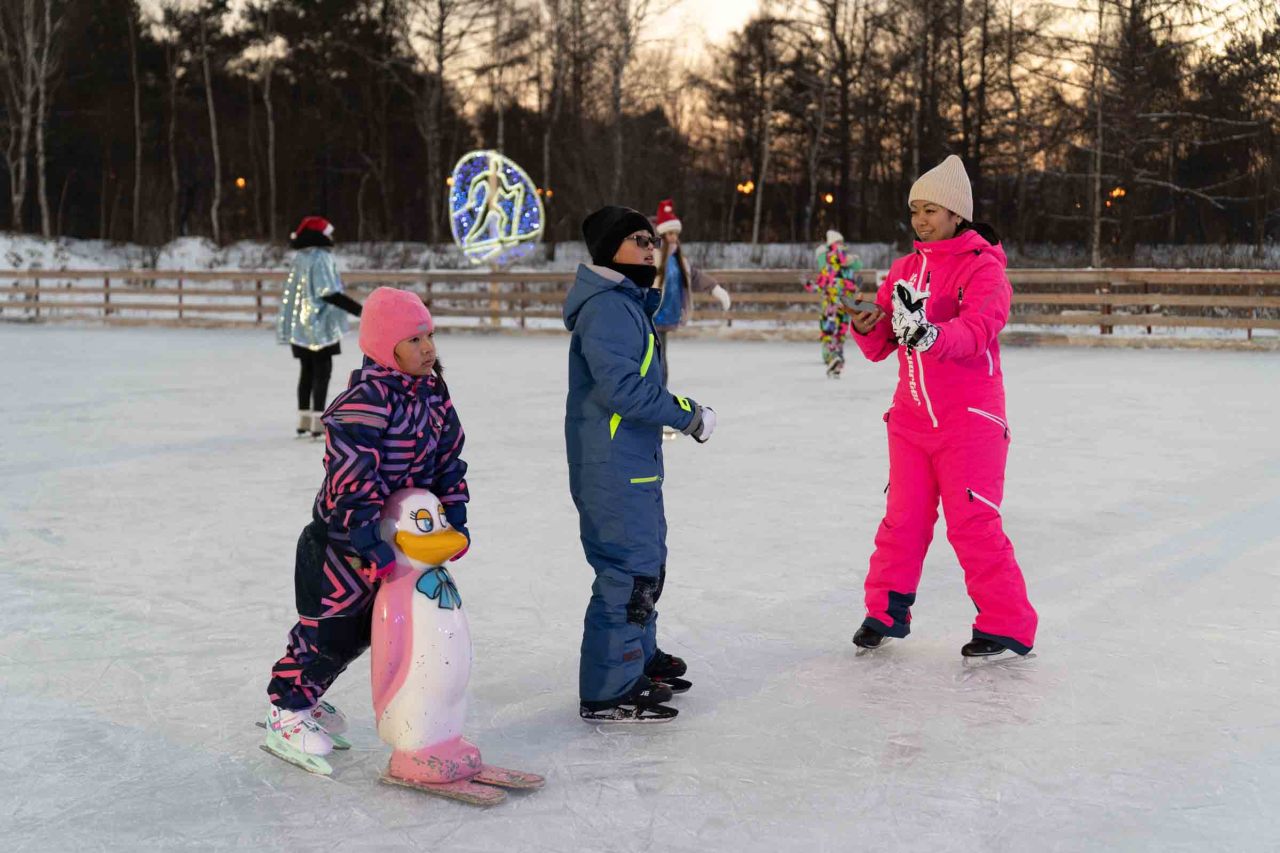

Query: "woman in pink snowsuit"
(849, 155), (1037, 660)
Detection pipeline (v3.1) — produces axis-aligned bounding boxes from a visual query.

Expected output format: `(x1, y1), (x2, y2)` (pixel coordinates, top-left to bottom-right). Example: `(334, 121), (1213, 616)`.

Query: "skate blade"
(580, 705), (679, 724)
(260, 742), (333, 776)
(854, 637), (892, 656)
(962, 650), (1037, 667)
(255, 720), (349, 750)
(474, 765), (545, 790)
(380, 772), (507, 806)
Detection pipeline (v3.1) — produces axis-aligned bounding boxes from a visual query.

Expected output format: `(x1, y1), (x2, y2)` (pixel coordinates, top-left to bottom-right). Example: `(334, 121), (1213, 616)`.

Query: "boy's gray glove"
(682, 405), (717, 444)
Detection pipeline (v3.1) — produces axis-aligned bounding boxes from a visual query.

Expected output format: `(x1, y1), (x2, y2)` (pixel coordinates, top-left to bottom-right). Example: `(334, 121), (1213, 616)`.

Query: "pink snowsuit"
(853, 228), (1037, 653)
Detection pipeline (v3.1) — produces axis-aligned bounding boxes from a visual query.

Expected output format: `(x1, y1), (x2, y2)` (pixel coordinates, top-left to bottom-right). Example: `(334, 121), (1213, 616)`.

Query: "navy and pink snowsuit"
(267, 360), (469, 710)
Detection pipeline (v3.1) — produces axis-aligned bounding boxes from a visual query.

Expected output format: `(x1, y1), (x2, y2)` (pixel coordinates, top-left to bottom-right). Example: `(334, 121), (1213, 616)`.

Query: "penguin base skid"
(381, 765), (544, 806)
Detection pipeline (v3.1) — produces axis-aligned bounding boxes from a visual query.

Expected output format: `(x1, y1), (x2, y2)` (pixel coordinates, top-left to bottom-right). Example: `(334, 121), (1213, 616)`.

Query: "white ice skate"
(305, 700), (351, 749)
(260, 704), (335, 776)
(254, 699), (352, 749)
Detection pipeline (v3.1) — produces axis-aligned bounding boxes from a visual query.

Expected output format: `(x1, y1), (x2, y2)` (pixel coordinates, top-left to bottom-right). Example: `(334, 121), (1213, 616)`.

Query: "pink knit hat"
(359, 287), (434, 370)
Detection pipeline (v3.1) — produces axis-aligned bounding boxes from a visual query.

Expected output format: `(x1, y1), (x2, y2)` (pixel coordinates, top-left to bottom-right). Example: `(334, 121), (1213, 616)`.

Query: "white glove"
(682, 405), (717, 443)
(901, 319), (939, 351)
(711, 284), (732, 311)
(891, 280), (930, 345)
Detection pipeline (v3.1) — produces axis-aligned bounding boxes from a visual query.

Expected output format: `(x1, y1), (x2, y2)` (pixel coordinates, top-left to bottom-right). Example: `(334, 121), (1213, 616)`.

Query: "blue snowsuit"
(563, 264), (698, 704)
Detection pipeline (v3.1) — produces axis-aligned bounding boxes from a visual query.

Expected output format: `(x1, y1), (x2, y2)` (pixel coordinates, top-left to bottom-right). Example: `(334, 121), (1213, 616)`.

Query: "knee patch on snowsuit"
(627, 576), (659, 626)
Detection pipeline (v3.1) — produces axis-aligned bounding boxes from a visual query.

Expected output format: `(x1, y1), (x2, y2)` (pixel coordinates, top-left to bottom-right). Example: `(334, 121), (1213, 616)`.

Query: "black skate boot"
(852, 625), (888, 654)
(645, 650), (690, 694)
(580, 677), (677, 723)
(961, 637), (1030, 665)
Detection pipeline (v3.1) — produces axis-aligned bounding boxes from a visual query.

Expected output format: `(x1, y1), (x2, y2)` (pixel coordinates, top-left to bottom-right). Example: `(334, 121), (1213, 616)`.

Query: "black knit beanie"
(582, 206), (654, 265)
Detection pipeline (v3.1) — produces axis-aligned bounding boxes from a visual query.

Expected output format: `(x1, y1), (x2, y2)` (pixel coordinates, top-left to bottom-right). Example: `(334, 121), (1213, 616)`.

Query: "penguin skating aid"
(369, 489), (544, 805)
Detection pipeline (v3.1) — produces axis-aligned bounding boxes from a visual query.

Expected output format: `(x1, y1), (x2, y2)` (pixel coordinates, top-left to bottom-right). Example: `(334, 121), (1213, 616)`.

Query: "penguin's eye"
(412, 509), (434, 533)
(437, 504), (448, 527)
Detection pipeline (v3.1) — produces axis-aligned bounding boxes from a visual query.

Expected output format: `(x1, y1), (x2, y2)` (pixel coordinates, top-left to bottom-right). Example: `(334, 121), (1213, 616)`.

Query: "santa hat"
(290, 216), (335, 241)
(909, 155), (973, 221)
(654, 198), (682, 236)
(359, 287), (434, 371)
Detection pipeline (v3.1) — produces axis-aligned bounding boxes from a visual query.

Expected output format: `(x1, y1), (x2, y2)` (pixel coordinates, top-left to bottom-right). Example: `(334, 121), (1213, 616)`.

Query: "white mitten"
(711, 284), (732, 311)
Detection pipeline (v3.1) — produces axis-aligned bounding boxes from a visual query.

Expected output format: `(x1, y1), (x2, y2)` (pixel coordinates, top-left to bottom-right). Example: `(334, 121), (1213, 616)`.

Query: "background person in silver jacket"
(275, 216), (364, 437)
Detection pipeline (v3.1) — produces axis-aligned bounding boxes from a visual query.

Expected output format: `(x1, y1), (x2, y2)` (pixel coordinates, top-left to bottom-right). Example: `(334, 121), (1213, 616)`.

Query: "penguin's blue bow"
(415, 567), (462, 610)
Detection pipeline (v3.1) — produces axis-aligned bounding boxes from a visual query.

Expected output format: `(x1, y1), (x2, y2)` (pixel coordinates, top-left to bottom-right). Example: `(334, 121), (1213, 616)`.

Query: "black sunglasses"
(626, 234), (663, 250)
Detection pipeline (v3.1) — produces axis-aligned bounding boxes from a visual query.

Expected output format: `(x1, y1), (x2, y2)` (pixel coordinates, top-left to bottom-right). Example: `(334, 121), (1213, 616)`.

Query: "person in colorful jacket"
(848, 155), (1038, 661)
(650, 198), (732, 386)
(276, 216), (363, 438)
(264, 286), (470, 766)
(806, 230), (864, 378)
(564, 205), (717, 723)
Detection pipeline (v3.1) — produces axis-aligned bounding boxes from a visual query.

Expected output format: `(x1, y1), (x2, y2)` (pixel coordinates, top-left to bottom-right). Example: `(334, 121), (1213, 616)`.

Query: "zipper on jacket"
(916, 350), (938, 428)
(967, 488), (1001, 514)
(967, 406), (1009, 438)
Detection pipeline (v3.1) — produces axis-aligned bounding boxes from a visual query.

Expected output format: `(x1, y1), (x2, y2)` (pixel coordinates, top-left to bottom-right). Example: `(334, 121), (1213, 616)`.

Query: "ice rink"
(2, 325), (1278, 852)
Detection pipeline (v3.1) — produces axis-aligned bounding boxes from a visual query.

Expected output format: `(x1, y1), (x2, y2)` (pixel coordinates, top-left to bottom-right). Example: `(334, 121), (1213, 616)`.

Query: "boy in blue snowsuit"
(565, 206), (718, 722)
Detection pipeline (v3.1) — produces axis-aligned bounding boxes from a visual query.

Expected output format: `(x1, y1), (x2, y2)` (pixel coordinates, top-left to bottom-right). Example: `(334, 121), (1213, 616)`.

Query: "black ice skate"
(658, 677), (691, 694)
(961, 638), (1033, 665)
(645, 650), (691, 695)
(580, 678), (678, 723)
(852, 625), (890, 655)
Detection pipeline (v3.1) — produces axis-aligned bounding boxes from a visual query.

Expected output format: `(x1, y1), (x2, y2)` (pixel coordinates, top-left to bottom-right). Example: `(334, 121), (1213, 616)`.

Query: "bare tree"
(197, 12), (222, 244)
(602, 0), (651, 198)
(31, 0), (64, 236)
(126, 1), (143, 240)
(0, 0), (39, 231)
(226, 1), (287, 242)
(388, 0), (487, 242)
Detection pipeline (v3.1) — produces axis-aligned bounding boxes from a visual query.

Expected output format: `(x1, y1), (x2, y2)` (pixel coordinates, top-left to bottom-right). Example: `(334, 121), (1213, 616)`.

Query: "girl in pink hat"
(848, 155), (1038, 662)
(263, 287), (472, 769)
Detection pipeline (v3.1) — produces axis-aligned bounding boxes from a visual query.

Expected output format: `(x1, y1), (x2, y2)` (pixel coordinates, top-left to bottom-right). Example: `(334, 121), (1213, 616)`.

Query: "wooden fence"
(2, 267), (1279, 346)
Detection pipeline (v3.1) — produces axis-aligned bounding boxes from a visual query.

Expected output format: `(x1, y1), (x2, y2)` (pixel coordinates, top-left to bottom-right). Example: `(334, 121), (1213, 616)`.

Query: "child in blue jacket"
(564, 206), (717, 723)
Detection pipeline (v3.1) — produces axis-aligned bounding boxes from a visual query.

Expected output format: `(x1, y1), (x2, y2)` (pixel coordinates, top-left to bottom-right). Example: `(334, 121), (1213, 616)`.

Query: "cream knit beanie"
(909, 155), (973, 221)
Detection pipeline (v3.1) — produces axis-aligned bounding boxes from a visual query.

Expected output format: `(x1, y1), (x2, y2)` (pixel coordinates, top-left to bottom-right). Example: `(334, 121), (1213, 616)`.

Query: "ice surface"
(1, 326), (1278, 851)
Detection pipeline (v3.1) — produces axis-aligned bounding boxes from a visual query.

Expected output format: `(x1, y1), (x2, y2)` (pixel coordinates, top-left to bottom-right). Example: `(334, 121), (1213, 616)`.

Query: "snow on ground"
(1, 327), (1278, 852)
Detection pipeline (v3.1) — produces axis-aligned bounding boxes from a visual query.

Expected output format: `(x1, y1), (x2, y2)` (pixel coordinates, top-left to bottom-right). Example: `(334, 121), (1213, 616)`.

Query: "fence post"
(489, 279), (500, 327)
(33, 273), (40, 320)
(104, 274), (111, 319)
(1143, 280), (1151, 335)
(178, 275), (184, 320)
(1248, 284), (1255, 341)
(518, 280), (526, 329)
(1099, 282), (1114, 335)
(256, 279), (263, 323)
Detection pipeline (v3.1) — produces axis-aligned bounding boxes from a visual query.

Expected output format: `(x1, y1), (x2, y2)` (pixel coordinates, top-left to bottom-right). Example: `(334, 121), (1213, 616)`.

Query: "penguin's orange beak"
(394, 528), (468, 566)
